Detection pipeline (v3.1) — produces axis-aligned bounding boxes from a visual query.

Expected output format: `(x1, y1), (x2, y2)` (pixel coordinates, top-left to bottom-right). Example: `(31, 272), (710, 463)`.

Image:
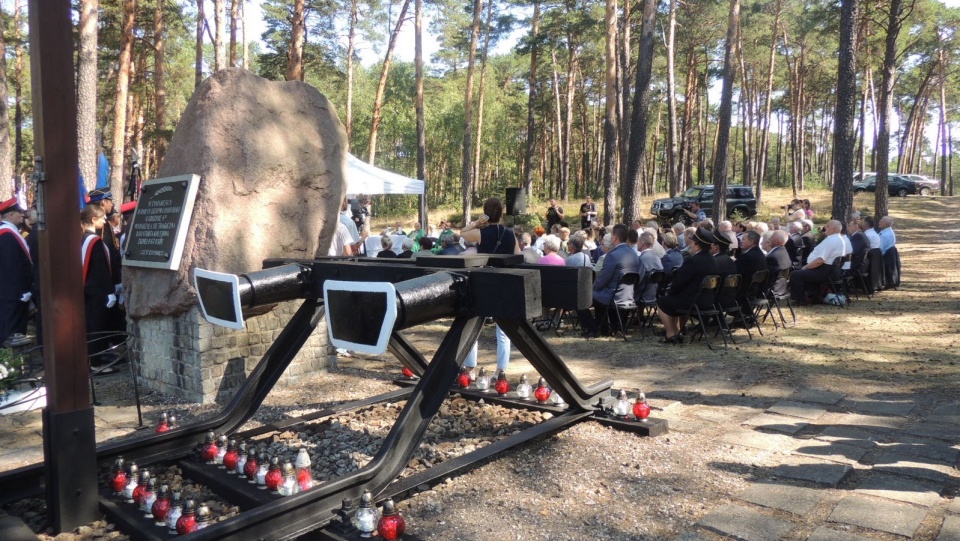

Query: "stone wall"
(130, 302), (332, 404)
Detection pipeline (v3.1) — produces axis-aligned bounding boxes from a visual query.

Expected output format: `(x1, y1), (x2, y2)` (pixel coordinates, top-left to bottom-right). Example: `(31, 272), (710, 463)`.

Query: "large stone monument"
(125, 68), (346, 403)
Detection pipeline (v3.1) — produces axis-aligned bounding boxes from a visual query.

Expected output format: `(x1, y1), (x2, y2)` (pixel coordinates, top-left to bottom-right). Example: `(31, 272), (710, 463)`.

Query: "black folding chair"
(843, 247), (871, 300)
(635, 270), (664, 340)
(677, 275), (726, 350)
(602, 272), (640, 341)
(742, 269), (771, 336)
(768, 267), (796, 329)
(716, 274), (751, 342)
(826, 255), (851, 308)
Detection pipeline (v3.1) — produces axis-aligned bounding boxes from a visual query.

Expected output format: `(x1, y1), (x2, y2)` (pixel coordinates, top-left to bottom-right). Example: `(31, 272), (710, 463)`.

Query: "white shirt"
(864, 228), (881, 250)
(339, 210), (360, 243)
(841, 235), (853, 270)
(807, 233), (847, 266)
(328, 221), (353, 256)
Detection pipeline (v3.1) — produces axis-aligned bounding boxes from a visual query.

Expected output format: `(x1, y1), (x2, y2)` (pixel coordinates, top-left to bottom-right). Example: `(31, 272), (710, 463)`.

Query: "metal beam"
(29, 0), (99, 531)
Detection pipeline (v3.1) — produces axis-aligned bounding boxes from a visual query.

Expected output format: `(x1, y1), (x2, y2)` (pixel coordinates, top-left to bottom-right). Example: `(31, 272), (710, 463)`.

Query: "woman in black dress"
(656, 227), (719, 343)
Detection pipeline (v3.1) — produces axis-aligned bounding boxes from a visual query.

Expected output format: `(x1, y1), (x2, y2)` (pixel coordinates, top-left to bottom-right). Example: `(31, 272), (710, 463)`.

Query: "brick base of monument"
(128, 302), (332, 403)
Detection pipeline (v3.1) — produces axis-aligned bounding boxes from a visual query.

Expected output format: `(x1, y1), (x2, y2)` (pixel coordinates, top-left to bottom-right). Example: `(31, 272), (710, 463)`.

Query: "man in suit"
(579, 224), (640, 337)
(786, 222), (803, 269)
(636, 231), (664, 303)
(0, 198), (33, 344)
(765, 230), (793, 297)
(735, 230), (768, 306)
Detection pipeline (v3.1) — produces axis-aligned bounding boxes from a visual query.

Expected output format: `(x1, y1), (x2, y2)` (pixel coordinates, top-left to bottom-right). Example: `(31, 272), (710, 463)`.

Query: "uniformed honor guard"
(87, 189), (124, 341)
(0, 197), (33, 344)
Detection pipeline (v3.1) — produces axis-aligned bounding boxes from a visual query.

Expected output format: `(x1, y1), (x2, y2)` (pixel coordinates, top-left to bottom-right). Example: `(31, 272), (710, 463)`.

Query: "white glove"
(106, 294), (117, 308)
(19, 292), (31, 303)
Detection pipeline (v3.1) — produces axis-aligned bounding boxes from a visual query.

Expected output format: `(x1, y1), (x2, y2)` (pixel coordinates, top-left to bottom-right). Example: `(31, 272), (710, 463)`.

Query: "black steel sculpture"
(0, 255), (665, 540)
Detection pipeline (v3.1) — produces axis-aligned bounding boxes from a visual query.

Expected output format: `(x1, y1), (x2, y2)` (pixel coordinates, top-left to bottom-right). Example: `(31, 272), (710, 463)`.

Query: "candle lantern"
(516, 374), (532, 400)
(633, 392), (651, 420)
(155, 412), (170, 433)
(122, 462), (139, 503)
(152, 484), (171, 526)
(352, 490), (380, 538)
(166, 491), (183, 535)
(295, 448), (314, 491)
(495, 370), (510, 396)
(235, 442), (248, 476)
(223, 439), (239, 472)
(215, 435), (229, 467)
(612, 389), (631, 417)
(195, 502), (212, 530)
(200, 432), (219, 464)
(534, 377), (551, 403)
(175, 499), (197, 535)
(475, 367), (490, 391)
(110, 457), (127, 496)
(265, 456), (283, 494)
(376, 498), (406, 541)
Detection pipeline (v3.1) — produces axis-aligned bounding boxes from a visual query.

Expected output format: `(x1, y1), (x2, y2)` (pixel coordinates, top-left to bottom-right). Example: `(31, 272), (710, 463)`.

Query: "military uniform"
(0, 198), (33, 343)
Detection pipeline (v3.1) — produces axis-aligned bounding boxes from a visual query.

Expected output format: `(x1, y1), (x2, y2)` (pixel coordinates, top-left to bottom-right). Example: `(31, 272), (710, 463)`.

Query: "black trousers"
(0, 299), (28, 344)
(789, 265), (831, 302)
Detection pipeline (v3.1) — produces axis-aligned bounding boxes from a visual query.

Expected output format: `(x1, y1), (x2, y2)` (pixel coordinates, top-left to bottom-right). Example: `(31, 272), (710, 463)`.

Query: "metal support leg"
(495, 318), (612, 410)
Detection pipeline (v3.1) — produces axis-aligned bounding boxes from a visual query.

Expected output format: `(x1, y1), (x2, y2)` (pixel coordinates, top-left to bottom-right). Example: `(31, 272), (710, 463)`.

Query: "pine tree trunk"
(213, 0), (226, 71)
(831, 0), (858, 221)
(109, 0), (136, 197)
(415, 0), (427, 224)
(242, 0), (249, 68)
(939, 43), (948, 196)
(522, 0), (540, 196)
(617, 0), (630, 196)
(286, 0), (305, 81)
(665, 0), (679, 197)
(461, 0), (483, 222)
(369, 0), (411, 166)
(561, 46), (576, 202)
(229, 0), (239, 67)
(472, 0), (495, 192)
(623, 0), (657, 224)
(876, 0), (906, 219)
(77, 0), (99, 190)
(550, 49), (563, 200)
(195, 0), (204, 88)
(346, 0), (358, 142)
(711, 0), (740, 221)
(756, 0), (779, 206)
(603, 0), (618, 220)
(154, 0), (168, 169)
(13, 0), (23, 177)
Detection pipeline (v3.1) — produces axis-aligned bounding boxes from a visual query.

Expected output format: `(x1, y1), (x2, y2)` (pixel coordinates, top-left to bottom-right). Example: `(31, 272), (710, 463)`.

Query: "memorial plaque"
(123, 174), (200, 270)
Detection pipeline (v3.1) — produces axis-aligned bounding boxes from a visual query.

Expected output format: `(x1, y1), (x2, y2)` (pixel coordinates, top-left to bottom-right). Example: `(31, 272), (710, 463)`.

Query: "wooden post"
(29, 0), (99, 531)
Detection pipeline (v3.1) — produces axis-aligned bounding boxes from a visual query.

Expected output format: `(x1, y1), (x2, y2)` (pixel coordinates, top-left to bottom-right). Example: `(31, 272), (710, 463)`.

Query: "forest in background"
(0, 0), (958, 223)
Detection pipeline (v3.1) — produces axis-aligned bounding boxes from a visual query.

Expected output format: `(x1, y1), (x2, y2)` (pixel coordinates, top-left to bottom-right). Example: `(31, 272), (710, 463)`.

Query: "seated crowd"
(337, 197), (900, 346)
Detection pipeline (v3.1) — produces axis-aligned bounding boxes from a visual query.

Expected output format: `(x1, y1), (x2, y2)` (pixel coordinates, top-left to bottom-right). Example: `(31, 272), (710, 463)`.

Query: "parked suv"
(651, 184), (758, 224)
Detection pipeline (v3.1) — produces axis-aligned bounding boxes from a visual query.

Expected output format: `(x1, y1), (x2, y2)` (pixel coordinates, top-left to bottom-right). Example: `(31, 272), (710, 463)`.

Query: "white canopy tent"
(346, 153), (425, 195)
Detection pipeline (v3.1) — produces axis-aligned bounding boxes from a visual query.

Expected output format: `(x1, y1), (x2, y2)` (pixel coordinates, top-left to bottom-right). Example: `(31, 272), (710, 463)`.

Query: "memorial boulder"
(126, 68), (346, 402)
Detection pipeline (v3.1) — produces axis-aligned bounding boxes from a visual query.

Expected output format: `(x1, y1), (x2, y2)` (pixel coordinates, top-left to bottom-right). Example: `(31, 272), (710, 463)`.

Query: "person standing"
(81, 205), (117, 363)
(459, 197), (518, 375)
(546, 198), (564, 230)
(579, 196), (597, 229)
(0, 198), (33, 344)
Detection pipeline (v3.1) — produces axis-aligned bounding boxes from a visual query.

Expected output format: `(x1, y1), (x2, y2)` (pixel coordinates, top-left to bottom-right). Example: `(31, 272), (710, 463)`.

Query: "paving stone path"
(666, 391), (960, 540)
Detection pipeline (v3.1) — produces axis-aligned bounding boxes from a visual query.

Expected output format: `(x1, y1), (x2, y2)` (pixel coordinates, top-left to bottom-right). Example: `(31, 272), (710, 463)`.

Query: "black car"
(651, 184), (758, 224)
(853, 175), (917, 197)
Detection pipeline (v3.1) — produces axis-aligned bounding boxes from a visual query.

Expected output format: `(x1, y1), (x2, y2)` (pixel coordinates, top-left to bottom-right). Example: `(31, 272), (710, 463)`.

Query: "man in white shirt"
(339, 198), (367, 255)
(862, 216), (881, 250)
(789, 220), (847, 303)
(328, 220), (355, 256)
